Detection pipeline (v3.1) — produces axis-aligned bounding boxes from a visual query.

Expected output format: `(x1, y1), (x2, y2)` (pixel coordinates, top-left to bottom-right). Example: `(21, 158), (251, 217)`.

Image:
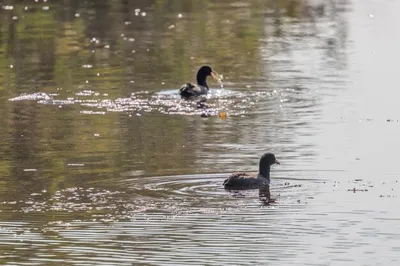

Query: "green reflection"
(0, 0), (339, 213)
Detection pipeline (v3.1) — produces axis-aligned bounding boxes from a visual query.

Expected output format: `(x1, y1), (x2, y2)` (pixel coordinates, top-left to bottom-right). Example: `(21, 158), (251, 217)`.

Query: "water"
(1, 0), (400, 265)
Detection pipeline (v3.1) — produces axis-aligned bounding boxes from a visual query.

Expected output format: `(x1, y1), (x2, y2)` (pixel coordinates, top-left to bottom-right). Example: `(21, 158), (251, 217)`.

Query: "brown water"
(1, 0), (400, 265)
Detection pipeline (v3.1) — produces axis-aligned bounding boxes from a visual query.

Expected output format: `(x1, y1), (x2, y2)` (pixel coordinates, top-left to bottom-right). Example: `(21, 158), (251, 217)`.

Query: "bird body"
(223, 172), (269, 190)
(223, 153), (280, 190)
(179, 83), (208, 98)
(179, 66), (216, 99)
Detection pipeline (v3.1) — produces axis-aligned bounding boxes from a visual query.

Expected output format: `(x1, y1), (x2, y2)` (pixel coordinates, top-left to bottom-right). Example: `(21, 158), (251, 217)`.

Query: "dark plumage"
(179, 66), (216, 99)
(223, 153), (280, 190)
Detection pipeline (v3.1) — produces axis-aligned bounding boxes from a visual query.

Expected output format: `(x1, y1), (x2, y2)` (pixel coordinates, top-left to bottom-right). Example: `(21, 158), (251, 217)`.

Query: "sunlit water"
(2, 0), (400, 265)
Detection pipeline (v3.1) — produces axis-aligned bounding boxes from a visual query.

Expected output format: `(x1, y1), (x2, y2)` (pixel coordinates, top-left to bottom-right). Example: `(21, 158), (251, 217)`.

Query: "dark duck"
(223, 153), (280, 190)
(179, 66), (217, 99)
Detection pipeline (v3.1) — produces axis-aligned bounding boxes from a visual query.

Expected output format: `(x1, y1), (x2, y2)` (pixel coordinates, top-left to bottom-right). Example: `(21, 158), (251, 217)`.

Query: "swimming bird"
(223, 153), (280, 190)
(179, 66), (216, 99)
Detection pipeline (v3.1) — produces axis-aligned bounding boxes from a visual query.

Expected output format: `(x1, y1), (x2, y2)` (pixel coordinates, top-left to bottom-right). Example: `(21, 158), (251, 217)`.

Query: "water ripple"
(1, 173), (400, 265)
(8, 86), (317, 118)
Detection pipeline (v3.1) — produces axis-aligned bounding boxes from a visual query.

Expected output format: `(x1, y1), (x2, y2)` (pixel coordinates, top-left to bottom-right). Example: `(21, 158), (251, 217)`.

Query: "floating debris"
(218, 111), (228, 120)
(348, 188), (368, 193)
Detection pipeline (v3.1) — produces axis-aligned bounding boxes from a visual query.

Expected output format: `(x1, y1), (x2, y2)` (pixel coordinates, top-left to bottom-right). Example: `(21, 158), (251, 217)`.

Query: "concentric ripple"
(1, 173), (399, 265)
(118, 173), (321, 212)
(0, 173), (319, 220)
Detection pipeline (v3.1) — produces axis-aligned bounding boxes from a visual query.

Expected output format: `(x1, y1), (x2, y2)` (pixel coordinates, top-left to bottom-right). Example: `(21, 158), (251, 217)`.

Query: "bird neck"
(259, 165), (270, 179)
(197, 73), (209, 89)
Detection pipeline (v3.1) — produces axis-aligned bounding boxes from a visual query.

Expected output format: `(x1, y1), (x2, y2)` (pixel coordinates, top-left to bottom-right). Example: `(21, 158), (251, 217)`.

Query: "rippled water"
(2, 0), (400, 265)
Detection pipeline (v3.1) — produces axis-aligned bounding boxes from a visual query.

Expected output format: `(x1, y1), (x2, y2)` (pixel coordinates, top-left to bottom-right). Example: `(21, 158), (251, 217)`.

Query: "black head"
(196, 66), (214, 88)
(259, 152), (280, 178)
(197, 66), (213, 76)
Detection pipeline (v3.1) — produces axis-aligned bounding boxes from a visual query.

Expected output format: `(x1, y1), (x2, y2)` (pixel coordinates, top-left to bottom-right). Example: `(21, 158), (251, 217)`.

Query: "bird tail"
(179, 83), (195, 98)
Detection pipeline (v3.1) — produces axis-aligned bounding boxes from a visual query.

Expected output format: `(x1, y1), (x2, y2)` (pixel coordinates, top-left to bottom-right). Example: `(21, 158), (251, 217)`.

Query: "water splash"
(213, 72), (224, 89)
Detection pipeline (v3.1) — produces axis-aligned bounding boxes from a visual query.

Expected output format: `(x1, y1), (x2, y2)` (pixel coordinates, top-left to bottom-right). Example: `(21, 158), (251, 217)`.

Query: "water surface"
(1, 0), (400, 265)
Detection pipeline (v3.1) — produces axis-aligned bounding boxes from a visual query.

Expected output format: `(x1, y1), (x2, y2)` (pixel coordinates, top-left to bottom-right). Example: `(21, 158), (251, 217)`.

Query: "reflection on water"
(2, 0), (400, 265)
